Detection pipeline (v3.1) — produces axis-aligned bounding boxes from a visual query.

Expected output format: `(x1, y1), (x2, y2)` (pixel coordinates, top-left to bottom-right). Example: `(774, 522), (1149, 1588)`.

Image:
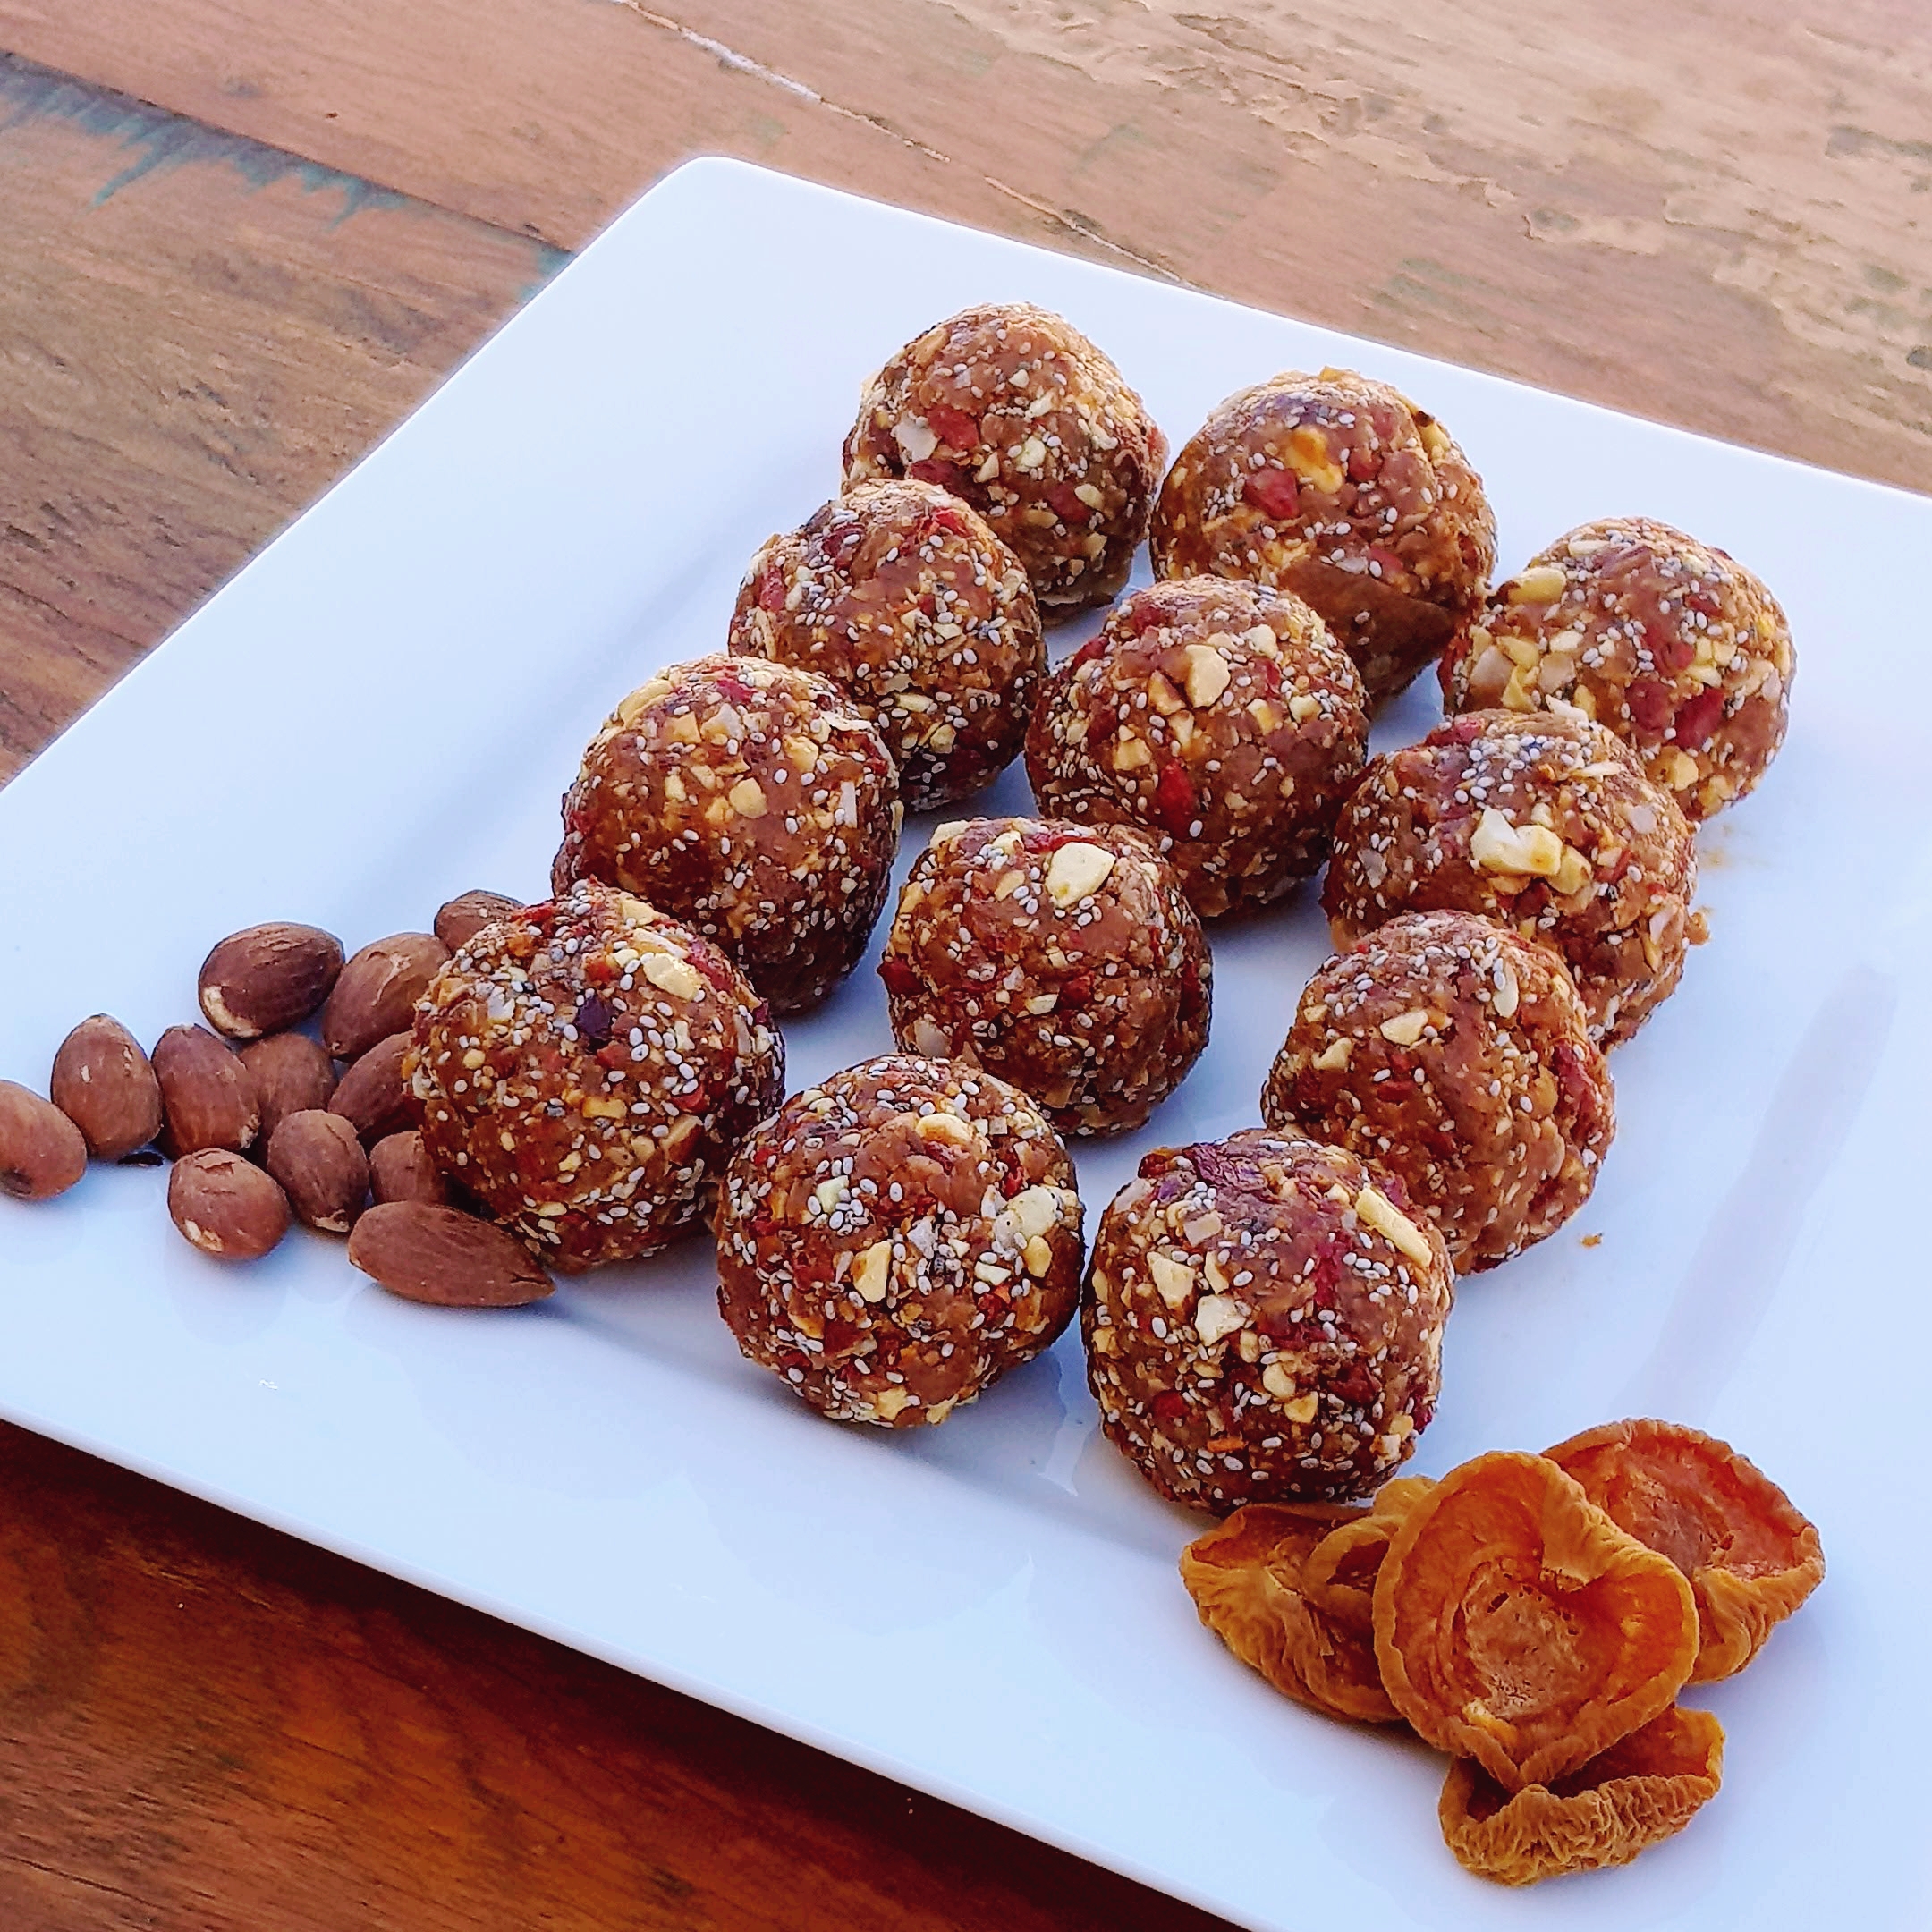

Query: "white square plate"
(4, 160), (1929, 1931)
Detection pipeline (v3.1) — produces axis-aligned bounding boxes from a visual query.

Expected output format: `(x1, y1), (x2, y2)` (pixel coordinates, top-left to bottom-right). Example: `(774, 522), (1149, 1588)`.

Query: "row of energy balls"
(410, 301), (1792, 1512)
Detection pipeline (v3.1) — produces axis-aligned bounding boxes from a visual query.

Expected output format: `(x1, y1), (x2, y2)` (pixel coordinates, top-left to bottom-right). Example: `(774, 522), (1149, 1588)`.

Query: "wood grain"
(0, 1420), (1229, 1931)
(2, 1), (1930, 1926)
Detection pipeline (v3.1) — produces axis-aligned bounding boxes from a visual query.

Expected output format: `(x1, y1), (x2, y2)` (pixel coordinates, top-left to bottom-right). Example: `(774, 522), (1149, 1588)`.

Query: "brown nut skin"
(1262, 911), (1614, 1273)
(0, 1080), (90, 1200)
(433, 890), (521, 953)
(152, 1024), (261, 1157)
(716, 1055), (1084, 1427)
(167, 1148), (291, 1260)
(320, 933), (450, 1062)
(369, 1131), (453, 1207)
(348, 1202), (554, 1307)
(1024, 578), (1370, 919)
(49, 1014), (163, 1160)
(266, 1109), (370, 1233)
(197, 922), (344, 1039)
(553, 654), (902, 1014)
(411, 881), (784, 1272)
(878, 817), (1211, 1136)
(1322, 710), (1699, 1046)
(730, 480), (1044, 810)
(1441, 518), (1792, 821)
(843, 302), (1166, 615)
(1150, 368), (1496, 706)
(1083, 1130), (1454, 1512)
(238, 1031), (338, 1141)
(327, 1032), (419, 1146)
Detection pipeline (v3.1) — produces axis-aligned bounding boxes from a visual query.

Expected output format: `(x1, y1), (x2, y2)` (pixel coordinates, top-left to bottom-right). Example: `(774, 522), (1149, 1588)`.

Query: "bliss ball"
(1149, 368), (1496, 706)
(1084, 1130), (1453, 1511)
(842, 302), (1165, 616)
(1261, 911), (1614, 1272)
(1024, 576), (1368, 918)
(553, 653), (901, 1015)
(715, 1055), (1085, 1427)
(408, 881), (784, 1271)
(1323, 710), (1699, 1046)
(729, 479), (1042, 809)
(877, 816), (1210, 1136)
(1441, 517), (1793, 820)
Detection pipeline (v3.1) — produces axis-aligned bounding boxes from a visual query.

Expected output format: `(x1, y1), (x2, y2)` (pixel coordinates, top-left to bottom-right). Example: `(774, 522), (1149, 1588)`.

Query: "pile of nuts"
(0, 891), (551, 1307)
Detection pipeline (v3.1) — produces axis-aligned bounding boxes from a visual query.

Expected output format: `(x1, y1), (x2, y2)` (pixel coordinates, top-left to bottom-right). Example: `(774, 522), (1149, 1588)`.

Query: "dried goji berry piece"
(1181, 1503), (1402, 1725)
(1372, 1451), (1699, 1790)
(1544, 1418), (1824, 1682)
(1439, 1703), (1724, 1885)
(1300, 1475), (1436, 1635)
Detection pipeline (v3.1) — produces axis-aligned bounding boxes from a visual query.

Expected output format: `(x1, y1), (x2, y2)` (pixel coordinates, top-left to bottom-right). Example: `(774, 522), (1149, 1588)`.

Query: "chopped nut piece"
(1377, 1008), (1431, 1046)
(1314, 1036), (1353, 1071)
(1509, 564), (1568, 605)
(1193, 1292), (1246, 1343)
(1182, 644), (1233, 708)
(1354, 1184), (1436, 1267)
(852, 1238), (892, 1303)
(1148, 1250), (1197, 1307)
(1470, 807), (1564, 879)
(1045, 840), (1118, 907)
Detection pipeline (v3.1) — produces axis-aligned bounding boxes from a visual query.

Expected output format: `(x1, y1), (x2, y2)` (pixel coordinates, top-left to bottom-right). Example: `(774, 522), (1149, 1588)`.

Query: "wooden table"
(1, 4), (1925, 1924)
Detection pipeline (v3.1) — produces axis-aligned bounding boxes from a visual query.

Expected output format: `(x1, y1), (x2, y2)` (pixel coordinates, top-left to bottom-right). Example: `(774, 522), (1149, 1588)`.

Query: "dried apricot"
(1546, 1418), (1823, 1682)
(1182, 1503), (1401, 1724)
(1373, 1451), (1699, 1789)
(1439, 1703), (1724, 1885)
(1300, 1475), (1436, 1635)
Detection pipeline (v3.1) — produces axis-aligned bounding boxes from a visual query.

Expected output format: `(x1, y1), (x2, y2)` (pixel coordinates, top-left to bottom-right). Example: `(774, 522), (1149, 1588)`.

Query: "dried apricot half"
(1440, 1703), (1724, 1885)
(1301, 1475), (1436, 1635)
(1182, 1502), (1401, 1724)
(1546, 1418), (1823, 1682)
(1373, 1451), (1699, 1789)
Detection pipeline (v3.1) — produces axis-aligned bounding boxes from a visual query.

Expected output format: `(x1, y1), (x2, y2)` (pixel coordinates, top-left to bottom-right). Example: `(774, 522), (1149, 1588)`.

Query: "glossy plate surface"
(3, 159), (1928, 1931)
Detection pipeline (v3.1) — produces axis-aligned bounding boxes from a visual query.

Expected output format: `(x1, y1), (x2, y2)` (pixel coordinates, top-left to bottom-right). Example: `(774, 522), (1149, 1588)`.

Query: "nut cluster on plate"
(0, 294), (1813, 1894)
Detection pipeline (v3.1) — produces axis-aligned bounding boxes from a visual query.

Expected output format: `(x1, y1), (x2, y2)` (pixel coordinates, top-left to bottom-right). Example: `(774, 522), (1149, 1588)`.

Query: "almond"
(49, 1014), (163, 1159)
(168, 1148), (290, 1259)
(347, 1202), (554, 1307)
(238, 1031), (338, 1140)
(266, 1109), (369, 1233)
(198, 923), (344, 1039)
(369, 1131), (453, 1207)
(327, 1031), (419, 1145)
(153, 1024), (260, 1156)
(321, 933), (449, 1061)
(433, 890), (521, 953)
(0, 1080), (89, 1200)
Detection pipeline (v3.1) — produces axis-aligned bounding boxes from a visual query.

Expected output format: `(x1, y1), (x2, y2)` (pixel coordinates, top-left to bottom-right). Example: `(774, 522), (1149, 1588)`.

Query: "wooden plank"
(0, 1421), (1229, 1932)
(0, 51), (564, 781)
(2, 0), (1928, 494)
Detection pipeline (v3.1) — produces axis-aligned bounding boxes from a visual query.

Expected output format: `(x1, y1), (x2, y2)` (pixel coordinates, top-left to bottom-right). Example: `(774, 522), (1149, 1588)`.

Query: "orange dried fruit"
(1545, 1417), (1823, 1682)
(1439, 1703), (1724, 1885)
(1182, 1502), (1402, 1724)
(1301, 1474), (1436, 1634)
(1373, 1450), (1699, 1790)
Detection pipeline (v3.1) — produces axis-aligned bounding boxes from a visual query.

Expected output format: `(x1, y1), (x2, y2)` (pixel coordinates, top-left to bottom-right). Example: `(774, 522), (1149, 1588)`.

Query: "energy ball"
(1323, 710), (1699, 1046)
(1085, 1130), (1453, 1512)
(729, 479), (1043, 810)
(1149, 368), (1496, 706)
(1440, 517), (1794, 821)
(715, 1055), (1085, 1427)
(1024, 577), (1369, 918)
(877, 816), (1211, 1136)
(842, 302), (1165, 615)
(408, 881), (784, 1272)
(553, 653), (901, 1015)
(1261, 911), (1614, 1273)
